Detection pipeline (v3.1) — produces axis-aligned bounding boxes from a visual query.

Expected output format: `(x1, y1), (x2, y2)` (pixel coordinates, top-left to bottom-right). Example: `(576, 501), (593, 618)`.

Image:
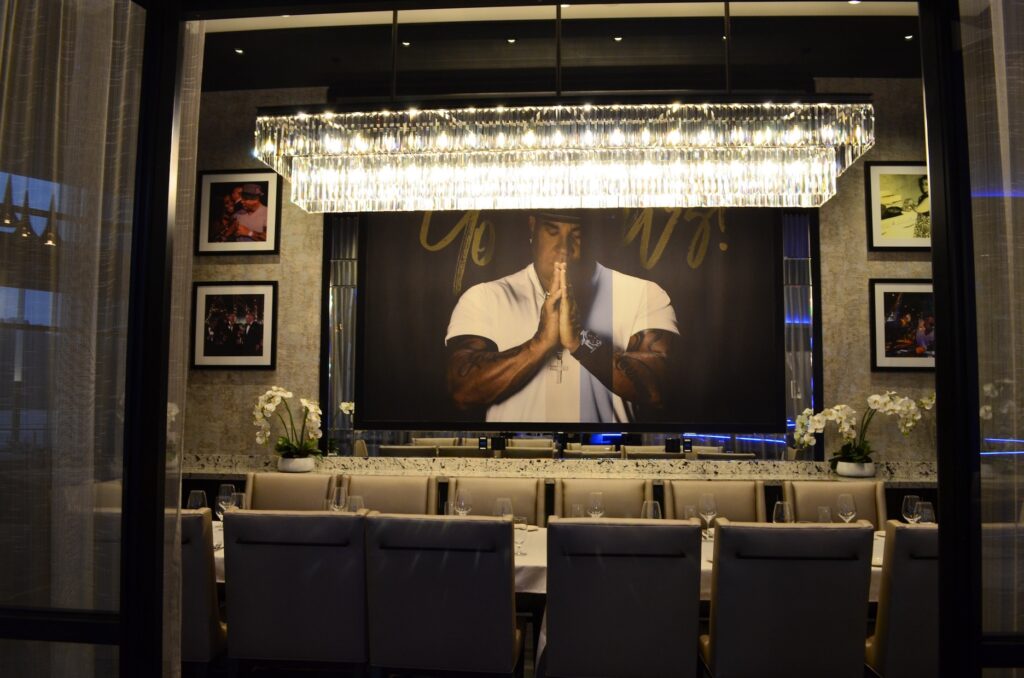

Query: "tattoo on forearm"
(456, 343), (525, 378)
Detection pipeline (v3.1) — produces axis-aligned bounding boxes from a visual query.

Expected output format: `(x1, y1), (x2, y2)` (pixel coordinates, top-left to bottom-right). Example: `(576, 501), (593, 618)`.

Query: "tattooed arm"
(445, 282), (563, 410)
(571, 329), (679, 409)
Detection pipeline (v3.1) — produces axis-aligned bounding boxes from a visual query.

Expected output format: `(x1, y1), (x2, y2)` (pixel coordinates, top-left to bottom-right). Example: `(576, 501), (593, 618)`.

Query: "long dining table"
(212, 522), (888, 601)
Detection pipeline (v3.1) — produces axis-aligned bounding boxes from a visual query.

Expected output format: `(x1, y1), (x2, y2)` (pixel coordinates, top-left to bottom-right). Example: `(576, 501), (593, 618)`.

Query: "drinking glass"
(699, 494), (717, 539)
(587, 492), (605, 518)
(329, 487), (347, 512)
(682, 505), (698, 521)
(837, 494), (857, 523)
(513, 516), (528, 555)
(347, 495), (365, 512)
(816, 505), (832, 523)
(455, 490), (472, 516)
(917, 501), (936, 523)
(186, 490), (207, 510)
(901, 495), (922, 523)
(229, 492), (247, 511)
(640, 500), (662, 520)
(570, 503), (585, 518)
(495, 497), (514, 519)
(215, 483), (235, 521)
(773, 500), (794, 523)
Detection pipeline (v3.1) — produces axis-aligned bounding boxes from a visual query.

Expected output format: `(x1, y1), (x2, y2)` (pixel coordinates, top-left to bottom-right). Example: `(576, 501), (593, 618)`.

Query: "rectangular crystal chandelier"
(255, 102), (874, 212)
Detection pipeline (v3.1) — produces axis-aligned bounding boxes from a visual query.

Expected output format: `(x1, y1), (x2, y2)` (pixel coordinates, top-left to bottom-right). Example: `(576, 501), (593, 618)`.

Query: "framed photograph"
(865, 161), (930, 251)
(191, 281), (277, 369)
(195, 169), (282, 255)
(869, 279), (935, 371)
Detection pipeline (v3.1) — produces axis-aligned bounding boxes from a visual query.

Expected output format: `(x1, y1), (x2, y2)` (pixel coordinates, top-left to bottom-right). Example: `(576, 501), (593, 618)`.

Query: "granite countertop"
(181, 452), (936, 487)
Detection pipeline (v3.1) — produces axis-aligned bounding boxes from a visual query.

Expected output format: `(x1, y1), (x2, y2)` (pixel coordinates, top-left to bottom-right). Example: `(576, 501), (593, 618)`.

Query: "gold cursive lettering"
(623, 208), (681, 270)
(419, 211), (495, 294)
(684, 208), (725, 269)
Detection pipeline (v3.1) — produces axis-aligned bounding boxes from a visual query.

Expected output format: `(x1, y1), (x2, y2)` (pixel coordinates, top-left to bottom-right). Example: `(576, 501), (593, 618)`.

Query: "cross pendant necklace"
(549, 350), (569, 384)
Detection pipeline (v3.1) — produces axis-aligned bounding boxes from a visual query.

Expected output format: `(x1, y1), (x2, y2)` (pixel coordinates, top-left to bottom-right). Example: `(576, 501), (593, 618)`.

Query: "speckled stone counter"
(182, 453), (936, 487)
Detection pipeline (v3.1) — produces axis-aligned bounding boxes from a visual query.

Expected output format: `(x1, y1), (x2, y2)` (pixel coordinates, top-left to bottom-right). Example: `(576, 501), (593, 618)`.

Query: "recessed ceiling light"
(905, 34), (914, 40)
(234, 48), (244, 54)
(507, 38), (516, 44)
(613, 36), (623, 42)
(847, 0), (861, 4)
(401, 41), (411, 47)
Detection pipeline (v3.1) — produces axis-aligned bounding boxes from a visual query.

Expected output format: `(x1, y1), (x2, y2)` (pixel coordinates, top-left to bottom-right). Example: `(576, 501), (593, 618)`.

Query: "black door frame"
(0, 1), (1004, 675)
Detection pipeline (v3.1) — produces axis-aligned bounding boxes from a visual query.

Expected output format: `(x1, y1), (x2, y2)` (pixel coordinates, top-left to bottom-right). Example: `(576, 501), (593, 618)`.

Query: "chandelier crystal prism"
(255, 102), (874, 212)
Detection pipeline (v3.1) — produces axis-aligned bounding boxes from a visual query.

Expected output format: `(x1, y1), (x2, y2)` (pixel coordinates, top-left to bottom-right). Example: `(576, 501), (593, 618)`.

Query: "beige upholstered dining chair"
(567, 443), (617, 451)
(438, 445), (495, 458)
(695, 450), (756, 460)
(692, 445), (725, 456)
(365, 514), (521, 675)
(378, 444), (436, 457)
(500, 446), (556, 459)
(341, 474), (437, 514)
(562, 449), (622, 459)
(411, 436), (460, 446)
(546, 517), (702, 677)
(664, 480), (767, 521)
(866, 521), (938, 678)
(554, 478), (652, 518)
(621, 444), (665, 456)
(223, 510), (368, 667)
(702, 519), (874, 678)
(244, 472), (335, 511)
(180, 508), (225, 665)
(783, 480), (888, 529)
(447, 476), (546, 525)
(507, 438), (553, 448)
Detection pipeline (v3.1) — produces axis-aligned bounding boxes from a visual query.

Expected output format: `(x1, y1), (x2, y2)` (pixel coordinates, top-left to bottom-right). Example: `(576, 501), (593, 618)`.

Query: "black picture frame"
(194, 169), (282, 255)
(864, 161), (931, 251)
(191, 281), (278, 369)
(869, 278), (935, 371)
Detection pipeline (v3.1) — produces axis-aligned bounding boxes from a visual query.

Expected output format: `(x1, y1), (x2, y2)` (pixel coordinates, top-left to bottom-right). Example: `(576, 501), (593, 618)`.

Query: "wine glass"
(773, 500), (794, 523)
(186, 490), (207, 510)
(901, 495), (922, 523)
(917, 501), (936, 523)
(587, 492), (605, 518)
(513, 516), (528, 555)
(569, 503), (585, 518)
(347, 495), (365, 512)
(837, 494), (857, 523)
(816, 505), (832, 523)
(699, 494), (717, 539)
(494, 497), (514, 519)
(328, 487), (347, 512)
(640, 500), (662, 520)
(454, 490), (472, 516)
(215, 483), (235, 521)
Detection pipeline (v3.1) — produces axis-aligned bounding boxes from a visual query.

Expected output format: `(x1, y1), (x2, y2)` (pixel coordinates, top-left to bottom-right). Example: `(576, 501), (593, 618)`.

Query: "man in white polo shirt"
(445, 212), (679, 423)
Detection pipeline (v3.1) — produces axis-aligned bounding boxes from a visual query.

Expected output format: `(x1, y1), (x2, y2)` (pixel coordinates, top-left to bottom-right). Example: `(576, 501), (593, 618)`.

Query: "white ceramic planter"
(277, 456), (316, 473)
(835, 461), (876, 478)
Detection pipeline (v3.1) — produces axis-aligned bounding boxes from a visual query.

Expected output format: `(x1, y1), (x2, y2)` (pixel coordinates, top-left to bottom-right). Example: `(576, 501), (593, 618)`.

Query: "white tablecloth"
(213, 523), (886, 601)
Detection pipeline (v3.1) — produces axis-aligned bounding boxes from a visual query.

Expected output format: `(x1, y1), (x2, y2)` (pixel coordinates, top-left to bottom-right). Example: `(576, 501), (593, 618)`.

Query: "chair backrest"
(869, 521), (938, 678)
(411, 437), (460, 446)
(555, 478), (652, 518)
(342, 474), (437, 514)
(438, 445), (494, 458)
(696, 450), (756, 460)
(377, 444), (436, 457)
(708, 519), (874, 678)
(625, 450), (684, 460)
(622, 445), (664, 455)
(500, 446), (555, 459)
(507, 438), (553, 448)
(180, 508), (224, 663)
(245, 472), (335, 510)
(546, 517), (702, 677)
(664, 480), (767, 521)
(783, 480), (888, 529)
(365, 514), (517, 674)
(448, 477), (545, 526)
(693, 445), (724, 456)
(562, 449), (622, 459)
(224, 510), (368, 663)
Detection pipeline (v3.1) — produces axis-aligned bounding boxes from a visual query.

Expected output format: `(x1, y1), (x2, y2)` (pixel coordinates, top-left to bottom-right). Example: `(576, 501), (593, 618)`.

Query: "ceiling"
(202, 4), (922, 96)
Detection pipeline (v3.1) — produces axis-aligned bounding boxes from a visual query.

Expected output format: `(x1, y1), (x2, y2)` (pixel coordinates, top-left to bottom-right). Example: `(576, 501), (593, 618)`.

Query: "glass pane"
(0, 640), (117, 677)
(0, 0), (145, 614)
(959, 0), (1024, 636)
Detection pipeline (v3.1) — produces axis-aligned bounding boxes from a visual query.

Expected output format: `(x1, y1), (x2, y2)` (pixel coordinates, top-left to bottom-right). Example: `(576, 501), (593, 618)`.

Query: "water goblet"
(186, 490), (207, 510)
(699, 494), (717, 539)
(816, 505), (832, 523)
(229, 492), (247, 511)
(902, 495), (922, 523)
(587, 492), (605, 518)
(917, 501), (936, 523)
(215, 483), (235, 521)
(837, 494), (857, 523)
(454, 490), (472, 516)
(513, 515), (527, 555)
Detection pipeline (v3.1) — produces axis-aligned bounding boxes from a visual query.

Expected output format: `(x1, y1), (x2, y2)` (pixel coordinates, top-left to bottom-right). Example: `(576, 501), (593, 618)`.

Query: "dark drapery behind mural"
(357, 207), (784, 431)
